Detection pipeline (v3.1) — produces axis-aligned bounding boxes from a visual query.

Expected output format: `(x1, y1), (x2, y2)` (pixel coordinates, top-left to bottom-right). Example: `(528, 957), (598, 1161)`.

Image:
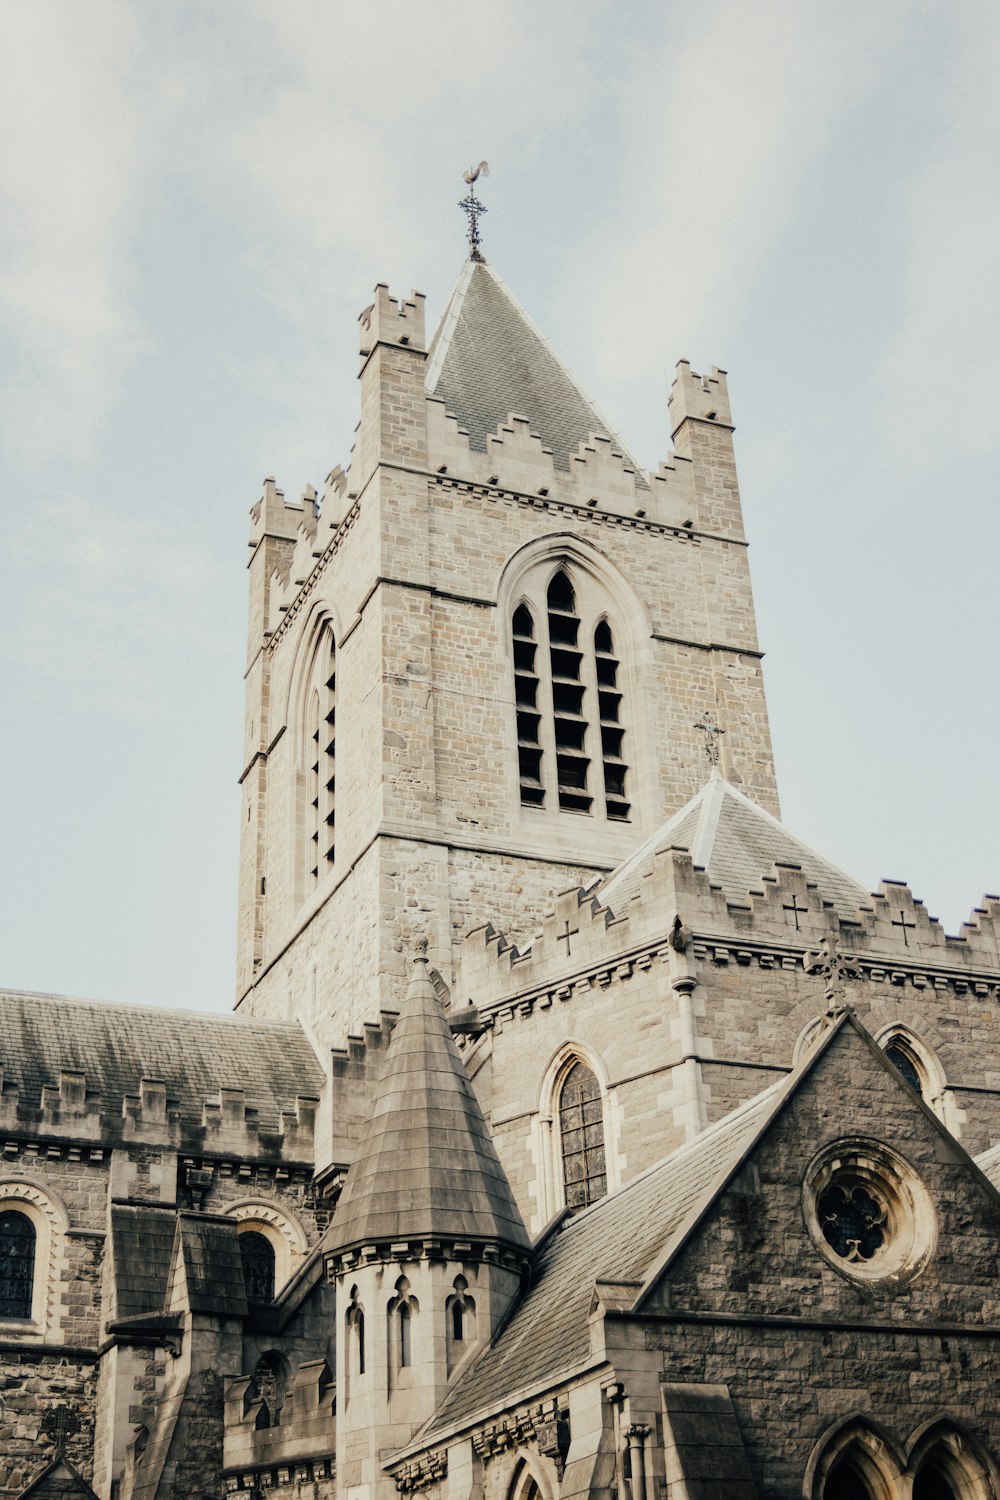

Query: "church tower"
(236, 234), (778, 1046)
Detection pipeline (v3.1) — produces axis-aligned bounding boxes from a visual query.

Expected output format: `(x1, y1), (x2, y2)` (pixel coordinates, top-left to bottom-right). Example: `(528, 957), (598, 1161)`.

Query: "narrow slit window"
(594, 620), (629, 820)
(513, 604), (544, 805)
(397, 1302), (411, 1367)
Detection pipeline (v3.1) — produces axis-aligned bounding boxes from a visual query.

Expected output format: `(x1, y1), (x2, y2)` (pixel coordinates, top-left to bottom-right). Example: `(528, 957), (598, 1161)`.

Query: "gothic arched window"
(306, 626), (337, 886)
(559, 1061), (607, 1209)
(883, 1037), (924, 1098)
(239, 1230), (275, 1304)
(511, 565), (630, 821)
(0, 1210), (35, 1319)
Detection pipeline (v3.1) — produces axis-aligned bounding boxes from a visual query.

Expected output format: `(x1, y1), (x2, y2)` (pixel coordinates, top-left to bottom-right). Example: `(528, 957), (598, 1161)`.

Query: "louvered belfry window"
(513, 604), (544, 805)
(559, 1062), (607, 1208)
(308, 628), (336, 885)
(0, 1210), (35, 1319)
(513, 567), (629, 820)
(594, 620), (629, 819)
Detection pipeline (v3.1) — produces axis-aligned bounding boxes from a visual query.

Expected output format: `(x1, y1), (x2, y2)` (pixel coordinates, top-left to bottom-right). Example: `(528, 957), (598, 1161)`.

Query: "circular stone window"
(803, 1140), (935, 1284)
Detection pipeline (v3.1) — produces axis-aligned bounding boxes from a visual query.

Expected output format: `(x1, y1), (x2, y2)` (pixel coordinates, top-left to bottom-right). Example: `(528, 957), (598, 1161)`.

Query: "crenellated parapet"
(458, 836), (1000, 1028)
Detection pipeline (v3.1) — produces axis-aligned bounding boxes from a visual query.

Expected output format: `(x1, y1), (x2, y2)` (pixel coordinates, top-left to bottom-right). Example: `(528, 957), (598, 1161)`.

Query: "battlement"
(669, 360), (733, 435)
(458, 842), (1000, 1016)
(249, 476), (313, 547)
(358, 283), (426, 362)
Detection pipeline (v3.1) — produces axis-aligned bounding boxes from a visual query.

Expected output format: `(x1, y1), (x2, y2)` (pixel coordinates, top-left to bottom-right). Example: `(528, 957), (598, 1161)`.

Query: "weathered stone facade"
(1, 247), (998, 1500)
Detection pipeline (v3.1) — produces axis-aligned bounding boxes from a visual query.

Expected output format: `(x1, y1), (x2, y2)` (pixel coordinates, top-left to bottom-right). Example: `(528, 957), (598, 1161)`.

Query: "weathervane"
(693, 711), (725, 767)
(459, 161), (490, 261)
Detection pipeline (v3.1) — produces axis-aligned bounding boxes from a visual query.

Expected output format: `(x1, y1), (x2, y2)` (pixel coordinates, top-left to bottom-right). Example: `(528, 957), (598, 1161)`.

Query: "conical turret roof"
(329, 953), (529, 1258)
(426, 258), (646, 483)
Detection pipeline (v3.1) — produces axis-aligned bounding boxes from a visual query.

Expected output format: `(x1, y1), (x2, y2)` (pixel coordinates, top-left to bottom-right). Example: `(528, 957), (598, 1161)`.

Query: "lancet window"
(883, 1037), (924, 1098)
(0, 1211), (34, 1319)
(558, 1061), (607, 1209)
(511, 567), (630, 820)
(239, 1230), (275, 1304)
(306, 625), (337, 886)
(388, 1275), (418, 1374)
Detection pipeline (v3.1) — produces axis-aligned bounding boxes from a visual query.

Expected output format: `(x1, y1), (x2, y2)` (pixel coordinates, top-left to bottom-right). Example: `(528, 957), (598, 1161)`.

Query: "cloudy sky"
(2, 1), (998, 1012)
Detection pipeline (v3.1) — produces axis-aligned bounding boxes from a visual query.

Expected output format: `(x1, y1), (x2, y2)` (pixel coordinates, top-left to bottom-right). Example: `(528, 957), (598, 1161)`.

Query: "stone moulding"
(392, 1453), (448, 1493)
(468, 931), (1000, 1036)
(325, 1237), (530, 1280)
(224, 1456), (335, 1493)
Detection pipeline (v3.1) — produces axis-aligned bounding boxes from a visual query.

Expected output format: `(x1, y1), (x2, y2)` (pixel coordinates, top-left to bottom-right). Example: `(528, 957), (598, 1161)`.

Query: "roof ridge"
(0, 988), (311, 1030)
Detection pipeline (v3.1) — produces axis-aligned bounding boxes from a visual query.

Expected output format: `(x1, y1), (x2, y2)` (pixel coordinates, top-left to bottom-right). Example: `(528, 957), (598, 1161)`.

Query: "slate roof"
(426, 258), (647, 484)
(0, 989), (324, 1129)
(109, 1205), (176, 1320)
(975, 1143), (1000, 1190)
(173, 1212), (248, 1318)
(421, 1070), (791, 1438)
(329, 955), (529, 1256)
(599, 770), (869, 918)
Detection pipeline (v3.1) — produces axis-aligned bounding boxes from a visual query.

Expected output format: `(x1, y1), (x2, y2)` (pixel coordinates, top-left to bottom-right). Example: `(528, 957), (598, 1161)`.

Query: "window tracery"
(250, 1351), (287, 1430)
(510, 563), (630, 821)
(239, 1230), (275, 1303)
(0, 1211), (34, 1320)
(558, 1060), (607, 1209)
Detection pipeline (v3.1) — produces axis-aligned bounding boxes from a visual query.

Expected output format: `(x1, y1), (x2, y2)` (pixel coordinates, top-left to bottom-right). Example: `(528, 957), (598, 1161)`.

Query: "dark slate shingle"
(427, 259), (647, 485)
(0, 990), (324, 1130)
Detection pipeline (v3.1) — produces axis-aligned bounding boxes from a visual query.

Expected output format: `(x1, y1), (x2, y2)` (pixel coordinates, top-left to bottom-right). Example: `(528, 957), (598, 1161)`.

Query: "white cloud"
(875, 10), (1000, 464)
(0, 1), (149, 465)
(2, 494), (227, 721)
(565, 2), (909, 397)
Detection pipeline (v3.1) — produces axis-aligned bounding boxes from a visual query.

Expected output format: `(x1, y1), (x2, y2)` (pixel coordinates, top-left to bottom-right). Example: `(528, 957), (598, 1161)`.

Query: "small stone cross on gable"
(558, 917), (579, 957)
(892, 909), (917, 946)
(783, 895), (808, 931)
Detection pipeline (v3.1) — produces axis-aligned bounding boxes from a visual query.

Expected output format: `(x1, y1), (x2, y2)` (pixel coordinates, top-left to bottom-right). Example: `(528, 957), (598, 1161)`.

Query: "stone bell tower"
(236, 231), (777, 1048)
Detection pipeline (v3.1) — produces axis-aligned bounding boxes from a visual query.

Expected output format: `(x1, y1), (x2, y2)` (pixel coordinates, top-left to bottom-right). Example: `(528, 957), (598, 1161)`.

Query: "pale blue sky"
(2, 1), (998, 1011)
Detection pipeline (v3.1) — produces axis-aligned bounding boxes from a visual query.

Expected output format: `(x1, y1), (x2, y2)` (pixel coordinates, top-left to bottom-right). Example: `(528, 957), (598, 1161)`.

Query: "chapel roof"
(425, 257), (646, 483)
(598, 770), (870, 918)
(328, 953), (529, 1258)
(422, 1065), (791, 1438)
(0, 989), (324, 1130)
(421, 1013), (1000, 1443)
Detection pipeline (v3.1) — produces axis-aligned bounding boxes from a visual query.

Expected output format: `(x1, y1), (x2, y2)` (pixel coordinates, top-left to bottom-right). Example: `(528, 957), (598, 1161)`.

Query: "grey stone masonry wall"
(0, 1351), (98, 1498)
(636, 1022), (1000, 1497)
(456, 848), (1000, 1234)
(237, 274), (779, 1054)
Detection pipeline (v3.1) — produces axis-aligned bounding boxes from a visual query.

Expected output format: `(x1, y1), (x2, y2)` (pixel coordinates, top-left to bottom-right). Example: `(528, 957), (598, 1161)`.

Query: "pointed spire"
(426, 258), (646, 480)
(329, 946), (529, 1261)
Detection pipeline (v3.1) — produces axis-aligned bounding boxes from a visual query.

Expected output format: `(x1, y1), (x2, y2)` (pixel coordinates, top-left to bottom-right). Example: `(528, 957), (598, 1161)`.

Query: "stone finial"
(414, 936), (429, 962)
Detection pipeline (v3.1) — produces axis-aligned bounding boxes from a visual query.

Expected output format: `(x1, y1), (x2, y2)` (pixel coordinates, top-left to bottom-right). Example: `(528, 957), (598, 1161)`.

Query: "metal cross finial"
(693, 711), (725, 767)
(459, 161), (490, 260)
